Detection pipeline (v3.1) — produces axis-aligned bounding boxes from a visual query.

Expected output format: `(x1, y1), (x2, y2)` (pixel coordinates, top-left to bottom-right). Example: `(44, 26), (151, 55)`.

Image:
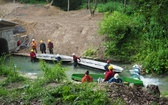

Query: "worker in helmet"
(47, 39), (54, 54)
(31, 39), (37, 53)
(104, 65), (114, 81)
(30, 49), (36, 62)
(72, 53), (81, 68)
(104, 60), (110, 72)
(40, 40), (46, 54)
(108, 73), (123, 83)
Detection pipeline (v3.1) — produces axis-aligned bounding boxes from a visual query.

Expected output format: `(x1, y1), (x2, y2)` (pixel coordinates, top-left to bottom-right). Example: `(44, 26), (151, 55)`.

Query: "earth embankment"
(0, 3), (105, 59)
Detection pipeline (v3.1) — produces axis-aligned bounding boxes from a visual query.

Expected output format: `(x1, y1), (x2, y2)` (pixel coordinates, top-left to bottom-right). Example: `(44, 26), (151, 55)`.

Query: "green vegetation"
(39, 60), (68, 83)
(1, 56), (127, 104)
(83, 47), (97, 58)
(18, 0), (167, 74)
(0, 55), (26, 86)
(98, 0), (168, 74)
(97, 1), (134, 15)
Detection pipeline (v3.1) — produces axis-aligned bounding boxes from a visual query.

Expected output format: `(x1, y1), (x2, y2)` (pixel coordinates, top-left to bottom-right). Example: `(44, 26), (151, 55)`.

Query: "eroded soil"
(0, 3), (105, 59)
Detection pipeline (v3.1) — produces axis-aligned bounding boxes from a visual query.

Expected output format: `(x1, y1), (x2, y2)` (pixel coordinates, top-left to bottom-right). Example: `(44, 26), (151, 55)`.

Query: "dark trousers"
(73, 61), (78, 68)
(49, 48), (53, 54)
(31, 57), (36, 62)
(33, 48), (37, 53)
(41, 50), (46, 54)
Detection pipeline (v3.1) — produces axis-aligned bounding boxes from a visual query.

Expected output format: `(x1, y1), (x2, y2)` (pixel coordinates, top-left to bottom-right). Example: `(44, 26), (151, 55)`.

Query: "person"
(82, 70), (93, 83)
(47, 39), (54, 54)
(30, 49), (36, 62)
(108, 73), (123, 83)
(55, 54), (62, 62)
(104, 65), (114, 81)
(40, 40), (46, 54)
(17, 40), (21, 46)
(104, 60), (110, 72)
(31, 39), (37, 53)
(72, 53), (81, 68)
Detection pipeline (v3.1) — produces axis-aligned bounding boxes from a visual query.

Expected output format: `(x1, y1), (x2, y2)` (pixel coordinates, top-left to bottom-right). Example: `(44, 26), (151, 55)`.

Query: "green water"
(5, 56), (168, 95)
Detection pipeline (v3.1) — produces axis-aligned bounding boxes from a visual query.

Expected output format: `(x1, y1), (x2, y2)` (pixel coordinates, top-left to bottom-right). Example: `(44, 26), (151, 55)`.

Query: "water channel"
(5, 55), (168, 95)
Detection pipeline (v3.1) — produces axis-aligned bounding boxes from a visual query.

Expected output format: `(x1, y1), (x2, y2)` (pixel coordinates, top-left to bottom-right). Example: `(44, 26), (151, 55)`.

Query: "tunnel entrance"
(0, 38), (9, 56)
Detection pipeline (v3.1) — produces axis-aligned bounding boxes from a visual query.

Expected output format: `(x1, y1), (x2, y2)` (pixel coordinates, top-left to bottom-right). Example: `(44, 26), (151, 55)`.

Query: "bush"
(39, 60), (68, 83)
(47, 82), (108, 105)
(83, 47), (97, 58)
(99, 11), (136, 61)
(97, 1), (134, 15)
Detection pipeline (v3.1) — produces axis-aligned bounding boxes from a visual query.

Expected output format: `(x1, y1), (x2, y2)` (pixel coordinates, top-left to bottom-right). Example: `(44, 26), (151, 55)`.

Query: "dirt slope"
(0, 3), (105, 59)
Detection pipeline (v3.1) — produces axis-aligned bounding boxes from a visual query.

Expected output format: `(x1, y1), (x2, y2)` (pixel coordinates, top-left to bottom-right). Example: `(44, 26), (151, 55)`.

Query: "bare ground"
(0, 3), (105, 59)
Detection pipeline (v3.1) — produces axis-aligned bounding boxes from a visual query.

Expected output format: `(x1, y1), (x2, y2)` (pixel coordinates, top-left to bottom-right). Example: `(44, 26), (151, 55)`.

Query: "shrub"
(39, 60), (68, 83)
(83, 47), (97, 58)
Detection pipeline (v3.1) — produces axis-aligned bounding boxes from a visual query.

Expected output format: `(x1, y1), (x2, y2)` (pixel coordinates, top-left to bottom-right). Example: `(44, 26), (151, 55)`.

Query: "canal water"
(5, 56), (168, 94)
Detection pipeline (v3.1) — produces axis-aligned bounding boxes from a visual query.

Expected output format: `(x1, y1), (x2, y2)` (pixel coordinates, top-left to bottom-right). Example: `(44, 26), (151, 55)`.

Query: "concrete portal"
(0, 38), (9, 56)
(0, 19), (17, 56)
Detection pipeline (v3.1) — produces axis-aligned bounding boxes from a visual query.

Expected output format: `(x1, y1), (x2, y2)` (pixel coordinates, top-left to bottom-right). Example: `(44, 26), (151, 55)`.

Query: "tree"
(67, 0), (70, 11)
(88, 0), (99, 16)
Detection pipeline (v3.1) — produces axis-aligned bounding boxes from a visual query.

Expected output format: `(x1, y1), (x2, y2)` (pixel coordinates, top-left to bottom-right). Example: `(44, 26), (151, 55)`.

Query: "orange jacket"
(31, 41), (37, 48)
(82, 74), (93, 83)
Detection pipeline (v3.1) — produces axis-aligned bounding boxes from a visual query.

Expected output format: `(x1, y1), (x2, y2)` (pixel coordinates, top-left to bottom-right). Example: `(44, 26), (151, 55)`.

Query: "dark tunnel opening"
(0, 38), (9, 56)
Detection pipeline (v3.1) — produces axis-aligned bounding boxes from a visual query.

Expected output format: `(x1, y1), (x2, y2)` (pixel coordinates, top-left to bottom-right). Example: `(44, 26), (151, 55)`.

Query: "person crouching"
(108, 73), (123, 83)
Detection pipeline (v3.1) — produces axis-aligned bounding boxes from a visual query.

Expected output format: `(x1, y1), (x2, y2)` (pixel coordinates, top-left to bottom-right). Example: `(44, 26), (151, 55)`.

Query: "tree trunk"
(49, 0), (54, 6)
(67, 0), (70, 11)
(88, 0), (99, 16)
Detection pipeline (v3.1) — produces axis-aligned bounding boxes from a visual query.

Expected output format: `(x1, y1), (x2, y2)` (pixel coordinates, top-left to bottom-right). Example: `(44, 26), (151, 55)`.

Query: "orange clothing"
(31, 41), (37, 49)
(82, 74), (93, 83)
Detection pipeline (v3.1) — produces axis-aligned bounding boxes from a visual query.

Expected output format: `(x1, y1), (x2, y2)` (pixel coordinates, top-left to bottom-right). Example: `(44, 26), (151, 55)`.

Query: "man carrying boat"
(82, 70), (93, 83)
(55, 54), (62, 62)
(104, 65), (114, 81)
(72, 53), (81, 68)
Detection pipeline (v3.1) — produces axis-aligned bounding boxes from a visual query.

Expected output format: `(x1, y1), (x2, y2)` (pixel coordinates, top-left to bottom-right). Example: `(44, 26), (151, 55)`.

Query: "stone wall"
(0, 27), (17, 52)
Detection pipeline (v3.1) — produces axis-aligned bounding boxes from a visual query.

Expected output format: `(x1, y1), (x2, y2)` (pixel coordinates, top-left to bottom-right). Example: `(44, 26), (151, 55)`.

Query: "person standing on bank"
(31, 39), (37, 53)
(40, 40), (46, 54)
(72, 53), (81, 68)
(47, 39), (54, 54)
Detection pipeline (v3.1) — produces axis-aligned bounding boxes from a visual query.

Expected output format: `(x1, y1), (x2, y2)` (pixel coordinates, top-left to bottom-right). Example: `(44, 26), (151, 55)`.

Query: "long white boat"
(78, 58), (124, 73)
(36, 53), (73, 62)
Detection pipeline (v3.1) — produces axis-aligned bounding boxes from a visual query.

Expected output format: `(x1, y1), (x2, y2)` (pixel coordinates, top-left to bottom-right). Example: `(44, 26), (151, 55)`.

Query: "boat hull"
(78, 58), (123, 73)
(36, 54), (73, 62)
(71, 73), (144, 86)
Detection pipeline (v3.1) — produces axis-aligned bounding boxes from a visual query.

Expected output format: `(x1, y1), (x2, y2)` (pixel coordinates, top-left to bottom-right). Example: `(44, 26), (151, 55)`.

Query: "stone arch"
(0, 38), (9, 56)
